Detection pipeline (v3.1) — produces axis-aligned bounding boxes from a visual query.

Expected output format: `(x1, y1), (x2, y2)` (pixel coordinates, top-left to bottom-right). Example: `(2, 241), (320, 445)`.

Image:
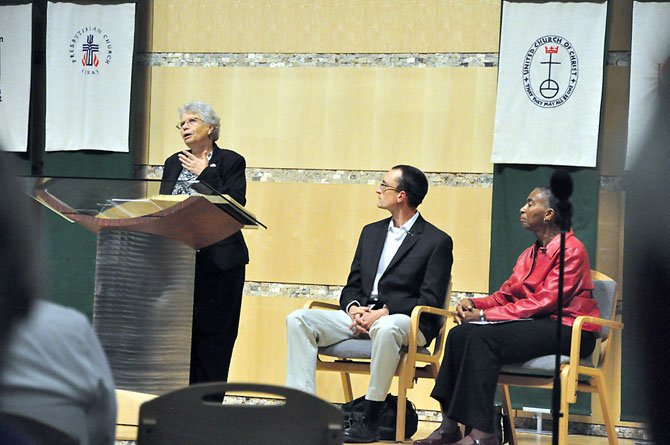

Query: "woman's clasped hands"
(454, 298), (483, 325)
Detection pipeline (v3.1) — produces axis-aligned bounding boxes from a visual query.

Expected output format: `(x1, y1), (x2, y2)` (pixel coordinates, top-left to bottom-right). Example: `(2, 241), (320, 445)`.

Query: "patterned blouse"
(171, 151), (213, 195)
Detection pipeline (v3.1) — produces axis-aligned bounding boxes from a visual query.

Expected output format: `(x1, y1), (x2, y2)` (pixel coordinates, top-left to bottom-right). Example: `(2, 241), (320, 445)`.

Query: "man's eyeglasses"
(176, 117), (204, 130)
(379, 182), (400, 192)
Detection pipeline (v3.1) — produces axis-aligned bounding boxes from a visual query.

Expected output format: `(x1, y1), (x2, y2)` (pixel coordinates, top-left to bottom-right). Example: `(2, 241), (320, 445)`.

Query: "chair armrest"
(564, 315), (624, 402)
(569, 315), (623, 367)
(573, 316), (623, 332)
(397, 305), (454, 387)
(407, 306), (454, 356)
(304, 300), (340, 310)
(410, 305), (455, 320)
(569, 315), (624, 363)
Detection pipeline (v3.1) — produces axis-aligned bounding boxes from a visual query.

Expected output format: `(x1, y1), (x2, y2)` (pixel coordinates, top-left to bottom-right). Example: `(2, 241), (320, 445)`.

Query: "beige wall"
(149, 66), (497, 173)
(152, 0), (501, 53)
(244, 182), (491, 292)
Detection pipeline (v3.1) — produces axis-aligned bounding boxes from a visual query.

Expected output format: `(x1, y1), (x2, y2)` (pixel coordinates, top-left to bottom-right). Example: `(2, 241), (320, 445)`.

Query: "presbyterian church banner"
(0, 4), (32, 152)
(45, 2), (135, 152)
(491, 1), (607, 167)
(626, 1), (670, 169)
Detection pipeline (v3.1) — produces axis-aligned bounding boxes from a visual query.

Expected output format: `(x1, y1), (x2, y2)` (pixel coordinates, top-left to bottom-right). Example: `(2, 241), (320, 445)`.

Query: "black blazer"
(339, 215), (453, 344)
(160, 144), (249, 270)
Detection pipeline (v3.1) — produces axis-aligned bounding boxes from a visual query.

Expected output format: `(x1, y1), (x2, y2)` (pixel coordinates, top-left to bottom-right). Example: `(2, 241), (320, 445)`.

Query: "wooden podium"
(29, 177), (264, 395)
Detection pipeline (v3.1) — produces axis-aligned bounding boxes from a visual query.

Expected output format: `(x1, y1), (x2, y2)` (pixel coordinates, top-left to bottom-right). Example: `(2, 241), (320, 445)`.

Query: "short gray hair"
(178, 102), (221, 141)
(536, 187), (558, 211)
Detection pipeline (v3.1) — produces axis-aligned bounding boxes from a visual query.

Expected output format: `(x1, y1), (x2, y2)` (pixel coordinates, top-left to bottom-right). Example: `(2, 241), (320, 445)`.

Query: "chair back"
(137, 383), (343, 445)
(591, 271), (617, 338)
(590, 270), (618, 368)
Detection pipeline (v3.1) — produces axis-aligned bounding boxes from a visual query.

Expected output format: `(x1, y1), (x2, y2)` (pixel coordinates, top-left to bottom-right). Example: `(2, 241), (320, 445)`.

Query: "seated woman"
(414, 187), (600, 445)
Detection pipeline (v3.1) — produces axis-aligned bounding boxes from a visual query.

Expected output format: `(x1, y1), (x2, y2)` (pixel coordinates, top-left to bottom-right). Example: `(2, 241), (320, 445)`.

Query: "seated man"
(285, 164), (453, 443)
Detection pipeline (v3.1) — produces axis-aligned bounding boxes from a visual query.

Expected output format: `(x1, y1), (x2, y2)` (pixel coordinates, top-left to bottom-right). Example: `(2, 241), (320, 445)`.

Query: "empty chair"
(137, 383), (343, 445)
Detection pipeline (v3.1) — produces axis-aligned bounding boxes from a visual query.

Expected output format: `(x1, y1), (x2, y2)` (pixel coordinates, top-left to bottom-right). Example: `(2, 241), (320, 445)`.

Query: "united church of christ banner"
(45, 2), (135, 152)
(0, 4), (32, 152)
(491, 1), (607, 167)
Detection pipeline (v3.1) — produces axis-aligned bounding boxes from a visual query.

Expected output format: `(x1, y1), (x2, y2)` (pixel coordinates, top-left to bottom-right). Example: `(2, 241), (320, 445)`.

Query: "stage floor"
(375, 422), (645, 445)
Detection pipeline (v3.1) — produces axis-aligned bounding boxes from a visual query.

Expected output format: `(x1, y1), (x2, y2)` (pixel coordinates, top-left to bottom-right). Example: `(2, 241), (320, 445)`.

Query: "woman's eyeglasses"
(176, 117), (204, 130)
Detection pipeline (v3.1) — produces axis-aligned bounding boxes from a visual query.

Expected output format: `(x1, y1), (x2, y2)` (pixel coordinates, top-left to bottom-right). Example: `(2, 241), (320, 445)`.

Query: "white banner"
(45, 2), (135, 152)
(626, 1), (670, 169)
(491, 1), (607, 167)
(0, 4), (32, 153)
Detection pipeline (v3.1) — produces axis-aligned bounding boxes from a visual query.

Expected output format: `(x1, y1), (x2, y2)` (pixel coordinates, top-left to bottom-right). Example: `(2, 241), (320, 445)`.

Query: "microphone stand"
(550, 175), (572, 445)
(551, 225), (567, 445)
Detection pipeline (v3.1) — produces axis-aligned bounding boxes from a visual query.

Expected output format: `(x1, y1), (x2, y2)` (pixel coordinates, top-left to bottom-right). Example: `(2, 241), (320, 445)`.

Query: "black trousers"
(189, 251), (246, 384)
(430, 318), (596, 433)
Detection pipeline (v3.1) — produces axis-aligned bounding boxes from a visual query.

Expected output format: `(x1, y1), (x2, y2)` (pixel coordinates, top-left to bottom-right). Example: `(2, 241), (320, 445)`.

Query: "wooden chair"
(497, 270), (623, 445)
(310, 279), (452, 442)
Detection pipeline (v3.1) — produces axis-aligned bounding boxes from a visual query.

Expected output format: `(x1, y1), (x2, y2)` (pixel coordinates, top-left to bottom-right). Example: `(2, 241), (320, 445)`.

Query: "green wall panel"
(40, 152), (134, 317)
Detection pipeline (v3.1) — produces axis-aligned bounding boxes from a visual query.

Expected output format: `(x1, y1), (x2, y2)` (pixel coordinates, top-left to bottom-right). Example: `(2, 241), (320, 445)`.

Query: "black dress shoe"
(343, 415), (379, 443)
(413, 427), (462, 445)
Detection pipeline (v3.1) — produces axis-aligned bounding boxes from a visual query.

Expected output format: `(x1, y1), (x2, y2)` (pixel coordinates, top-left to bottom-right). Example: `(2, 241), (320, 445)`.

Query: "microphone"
(550, 169), (573, 202)
(550, 169), (573, 231)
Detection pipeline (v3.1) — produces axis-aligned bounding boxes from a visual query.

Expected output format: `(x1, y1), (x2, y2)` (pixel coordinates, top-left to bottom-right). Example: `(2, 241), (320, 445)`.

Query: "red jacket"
(473, 232), (600, 331)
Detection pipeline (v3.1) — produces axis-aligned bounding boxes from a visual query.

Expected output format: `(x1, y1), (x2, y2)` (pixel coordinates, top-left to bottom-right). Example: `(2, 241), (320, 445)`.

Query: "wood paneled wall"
(148, 67), (497, 172)
(151, 0), (501, 53)
(244, 183), (491, 292)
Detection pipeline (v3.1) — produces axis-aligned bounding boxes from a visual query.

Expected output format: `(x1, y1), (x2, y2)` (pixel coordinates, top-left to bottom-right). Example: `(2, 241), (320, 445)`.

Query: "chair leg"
(592, 374), (618, 445)
(558, 369), (571, 445)
(340, 372), (354, 402)
(498, 384), (517, 445)
(396, 382), (407, 442)
(395, 356), (412, 443)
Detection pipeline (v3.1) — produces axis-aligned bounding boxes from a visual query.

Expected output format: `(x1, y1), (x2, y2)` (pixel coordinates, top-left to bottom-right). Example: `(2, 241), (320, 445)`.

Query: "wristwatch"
(479, 309), (486, 322)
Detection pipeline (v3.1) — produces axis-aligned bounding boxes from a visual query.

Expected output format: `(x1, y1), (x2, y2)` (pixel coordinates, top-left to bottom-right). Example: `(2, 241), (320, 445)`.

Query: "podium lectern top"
(24, 176), (265, 249)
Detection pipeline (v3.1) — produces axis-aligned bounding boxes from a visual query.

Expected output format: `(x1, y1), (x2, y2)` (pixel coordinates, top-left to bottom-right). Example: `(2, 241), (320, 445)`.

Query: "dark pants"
(189, 251), (246, 384)
(430, 318), (596, 433)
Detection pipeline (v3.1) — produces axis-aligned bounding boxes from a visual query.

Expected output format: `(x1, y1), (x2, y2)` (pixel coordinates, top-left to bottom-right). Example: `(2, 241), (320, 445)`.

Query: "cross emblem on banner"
(81, 34), (99, 67)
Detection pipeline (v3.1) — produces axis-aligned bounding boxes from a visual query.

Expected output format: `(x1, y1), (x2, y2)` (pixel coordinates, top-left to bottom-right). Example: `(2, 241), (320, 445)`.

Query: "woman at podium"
(160, 101), (249, 384)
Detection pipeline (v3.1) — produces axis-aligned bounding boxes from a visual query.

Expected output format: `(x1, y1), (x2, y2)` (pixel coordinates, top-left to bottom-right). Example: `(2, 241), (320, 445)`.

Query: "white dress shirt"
(370, 211), (420, 300)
